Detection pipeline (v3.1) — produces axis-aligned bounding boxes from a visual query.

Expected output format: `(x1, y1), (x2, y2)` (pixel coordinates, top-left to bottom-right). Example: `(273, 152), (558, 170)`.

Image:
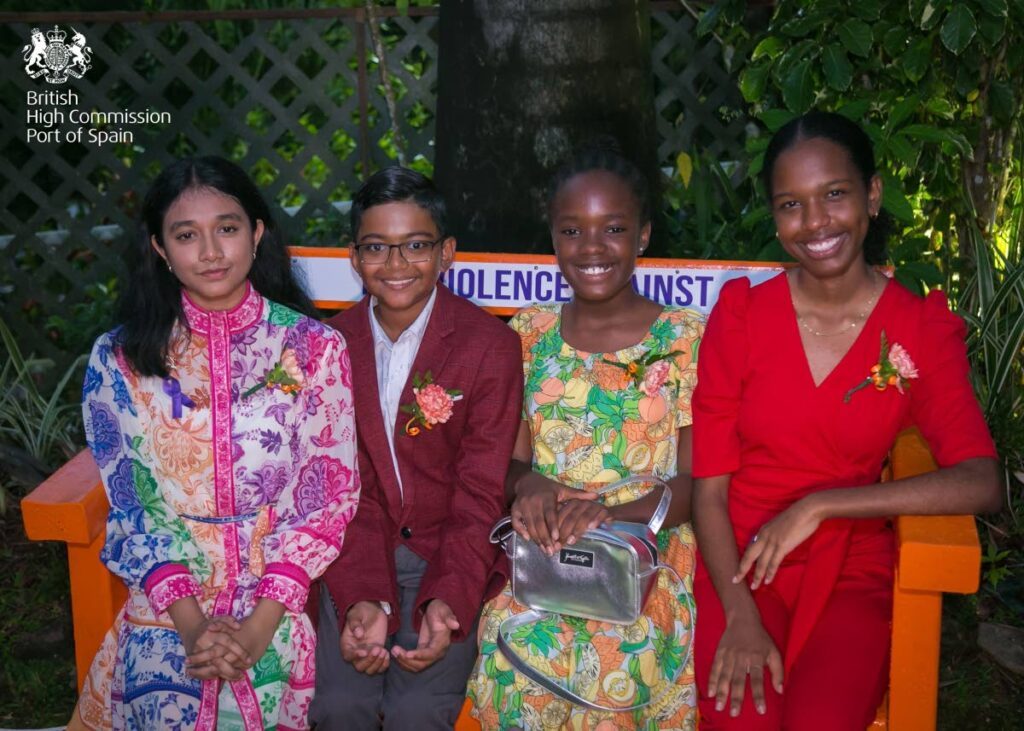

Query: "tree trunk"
(434, 0), (658, 253)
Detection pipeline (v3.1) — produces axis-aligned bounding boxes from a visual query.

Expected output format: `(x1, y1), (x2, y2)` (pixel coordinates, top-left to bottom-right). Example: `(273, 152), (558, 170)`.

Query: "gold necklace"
(796, 278), (882, 338)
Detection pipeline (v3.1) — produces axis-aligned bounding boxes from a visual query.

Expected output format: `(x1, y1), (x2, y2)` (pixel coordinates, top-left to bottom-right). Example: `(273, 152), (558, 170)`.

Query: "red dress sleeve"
(909, 291), (996, 466)
(693, 277), (751, 478)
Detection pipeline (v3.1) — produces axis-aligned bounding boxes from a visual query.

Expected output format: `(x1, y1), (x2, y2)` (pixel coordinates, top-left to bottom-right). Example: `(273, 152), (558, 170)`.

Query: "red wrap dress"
(692, 273), (996, 730)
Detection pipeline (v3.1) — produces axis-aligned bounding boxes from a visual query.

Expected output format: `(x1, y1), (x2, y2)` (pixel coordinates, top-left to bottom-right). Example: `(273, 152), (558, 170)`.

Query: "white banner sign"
(290, 248), (785, 316)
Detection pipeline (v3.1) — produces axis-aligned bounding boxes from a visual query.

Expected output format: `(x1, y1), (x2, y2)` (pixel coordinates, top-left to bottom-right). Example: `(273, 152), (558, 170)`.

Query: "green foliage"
(691, 0), (1023, 292)
(956, 142), (1024, 594)
(0, 319), (86, 512)
(44, 277), (119, 356)
(664, 152), (779, 261)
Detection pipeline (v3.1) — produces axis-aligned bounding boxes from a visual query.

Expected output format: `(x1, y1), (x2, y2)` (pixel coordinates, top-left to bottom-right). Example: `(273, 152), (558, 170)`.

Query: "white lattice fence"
(0, 8), (438, 363)
(0, 3), (748, 366)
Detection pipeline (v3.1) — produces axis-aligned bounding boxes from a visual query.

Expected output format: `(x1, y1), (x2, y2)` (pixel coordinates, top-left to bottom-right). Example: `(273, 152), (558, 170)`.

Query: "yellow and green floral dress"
(467, 304), (704, 731)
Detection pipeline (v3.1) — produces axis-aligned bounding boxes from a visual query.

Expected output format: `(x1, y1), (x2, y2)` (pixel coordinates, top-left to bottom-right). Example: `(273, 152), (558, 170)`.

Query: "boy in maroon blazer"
(309, 167), (522, 729)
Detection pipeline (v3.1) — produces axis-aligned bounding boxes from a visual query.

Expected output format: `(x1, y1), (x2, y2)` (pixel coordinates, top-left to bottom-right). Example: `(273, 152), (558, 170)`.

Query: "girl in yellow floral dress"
(467, 141), (704, 731)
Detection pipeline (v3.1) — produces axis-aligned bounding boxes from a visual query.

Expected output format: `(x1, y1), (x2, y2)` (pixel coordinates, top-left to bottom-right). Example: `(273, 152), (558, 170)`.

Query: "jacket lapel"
(345, 297), (404, 517)
(394, 285), (455, 520)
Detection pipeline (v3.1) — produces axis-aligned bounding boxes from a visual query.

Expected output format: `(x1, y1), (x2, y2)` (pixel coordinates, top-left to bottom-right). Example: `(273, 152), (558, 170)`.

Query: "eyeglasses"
(353, 238), (443, 265)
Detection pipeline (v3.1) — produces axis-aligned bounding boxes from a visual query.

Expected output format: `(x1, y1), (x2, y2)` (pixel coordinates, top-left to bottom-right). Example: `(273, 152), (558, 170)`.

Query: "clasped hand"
(510, 473), (609, 555)
(181, 614), (275, 681)
(341, 598), (460, 675)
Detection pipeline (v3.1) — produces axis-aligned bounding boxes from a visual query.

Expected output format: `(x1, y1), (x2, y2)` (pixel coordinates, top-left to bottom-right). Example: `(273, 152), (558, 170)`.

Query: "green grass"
(938, 593), (1024, 730)
(0, 505), (77, 727)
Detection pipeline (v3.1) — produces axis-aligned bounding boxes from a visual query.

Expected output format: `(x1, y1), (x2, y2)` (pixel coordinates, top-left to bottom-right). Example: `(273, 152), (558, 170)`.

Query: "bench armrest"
(20, 449), (124, 691)
(891, 427), (980, 595)
(21, 449), (107, 546)
(888, 429), (980, 730)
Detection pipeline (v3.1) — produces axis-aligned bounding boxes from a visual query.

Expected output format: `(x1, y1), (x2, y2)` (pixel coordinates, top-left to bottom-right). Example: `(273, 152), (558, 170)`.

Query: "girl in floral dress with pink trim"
(74, 157), (360, 730)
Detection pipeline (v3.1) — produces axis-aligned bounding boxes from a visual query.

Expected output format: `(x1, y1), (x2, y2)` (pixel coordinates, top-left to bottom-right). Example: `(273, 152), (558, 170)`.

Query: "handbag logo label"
(559, 548), (594, 569)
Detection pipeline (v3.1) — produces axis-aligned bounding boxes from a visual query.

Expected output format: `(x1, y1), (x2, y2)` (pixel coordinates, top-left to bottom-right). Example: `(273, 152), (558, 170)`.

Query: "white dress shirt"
(368, 287), (438, 499)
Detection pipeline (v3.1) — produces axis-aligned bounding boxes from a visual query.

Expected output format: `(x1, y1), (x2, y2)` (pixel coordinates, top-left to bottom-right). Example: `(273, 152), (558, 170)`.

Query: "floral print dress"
(76, 285), (360, 731)
(467, 304), (704, 731)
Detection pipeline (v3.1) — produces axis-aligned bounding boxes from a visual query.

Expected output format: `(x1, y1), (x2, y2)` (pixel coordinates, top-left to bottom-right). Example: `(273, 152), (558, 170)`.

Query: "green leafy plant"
(701, 0), (1023, 291)
(956, 157), (1024, 596)
(663, 151), (779, 261)
(0, 318), (86, 512)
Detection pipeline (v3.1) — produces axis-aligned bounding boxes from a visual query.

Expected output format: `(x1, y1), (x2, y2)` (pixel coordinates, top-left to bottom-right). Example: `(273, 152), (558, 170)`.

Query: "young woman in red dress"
(691, 111), (1003, 730)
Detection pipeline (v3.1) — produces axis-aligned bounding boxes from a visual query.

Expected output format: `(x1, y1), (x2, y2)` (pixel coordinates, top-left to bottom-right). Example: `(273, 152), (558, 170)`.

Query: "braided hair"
(547, 136), (652, 225)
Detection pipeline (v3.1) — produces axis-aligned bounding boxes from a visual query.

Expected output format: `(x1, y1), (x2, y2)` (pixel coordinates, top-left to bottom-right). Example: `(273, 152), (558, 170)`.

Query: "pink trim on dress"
(183, 285), (267, 728)
(263, 561), (311, 588)
(256, 564), (311, 613)
(197, 678), (221, 730)
(144, 564), (200, 615)
(230, 675), (265, 730)
(210, 310), (234, 517)
(181, 281), (264, 335)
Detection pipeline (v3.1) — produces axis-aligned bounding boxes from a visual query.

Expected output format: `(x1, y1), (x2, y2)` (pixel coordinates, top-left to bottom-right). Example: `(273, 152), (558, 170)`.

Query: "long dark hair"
(116, 155), (317, 377)
(762, 111), (892, 265)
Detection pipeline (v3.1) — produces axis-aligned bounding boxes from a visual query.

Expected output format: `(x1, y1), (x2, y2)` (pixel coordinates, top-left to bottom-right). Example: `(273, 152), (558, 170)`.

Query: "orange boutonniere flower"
(400, 371), (463, 436)
(844, 330), (918, 403)
(243, 348), (305, 398)
(601, 350), (682, 395)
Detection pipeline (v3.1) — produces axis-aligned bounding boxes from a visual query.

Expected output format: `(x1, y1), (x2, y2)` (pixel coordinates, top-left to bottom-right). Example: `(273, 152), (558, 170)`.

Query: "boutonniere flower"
(243, 348), (305, 399)
(401, 371), (462, 436)
(602, 350), (682, 396)
(844, 330), (918, 403)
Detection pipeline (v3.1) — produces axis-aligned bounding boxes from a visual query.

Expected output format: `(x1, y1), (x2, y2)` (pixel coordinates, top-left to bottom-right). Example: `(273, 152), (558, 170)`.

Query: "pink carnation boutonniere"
(243, 348), (305, 398)
(601, 350), (682, 395)
(401, 370), (463, 437)
(844, 330), (918, 403)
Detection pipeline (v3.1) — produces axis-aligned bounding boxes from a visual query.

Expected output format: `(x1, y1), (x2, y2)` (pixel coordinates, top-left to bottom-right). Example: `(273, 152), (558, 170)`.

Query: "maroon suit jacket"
(315, 284), (522, 640)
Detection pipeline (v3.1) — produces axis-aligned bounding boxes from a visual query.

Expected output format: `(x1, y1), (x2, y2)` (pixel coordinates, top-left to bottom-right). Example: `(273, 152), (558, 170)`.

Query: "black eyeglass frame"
(352, 237), (445, 264)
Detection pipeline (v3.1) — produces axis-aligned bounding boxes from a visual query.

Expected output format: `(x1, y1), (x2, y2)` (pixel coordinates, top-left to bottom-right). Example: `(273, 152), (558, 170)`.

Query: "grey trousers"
(309, 545), (479, 730)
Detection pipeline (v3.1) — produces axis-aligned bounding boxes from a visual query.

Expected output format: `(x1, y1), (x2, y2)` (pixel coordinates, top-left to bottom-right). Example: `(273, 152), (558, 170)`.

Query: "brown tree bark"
(434, 0), (658, 253)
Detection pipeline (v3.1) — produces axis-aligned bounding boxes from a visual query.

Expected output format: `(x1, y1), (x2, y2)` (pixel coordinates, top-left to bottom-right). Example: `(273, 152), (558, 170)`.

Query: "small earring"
(775, 231), (780, 239)
(252, 248), (258, 261)
(166, 261), (173, 273)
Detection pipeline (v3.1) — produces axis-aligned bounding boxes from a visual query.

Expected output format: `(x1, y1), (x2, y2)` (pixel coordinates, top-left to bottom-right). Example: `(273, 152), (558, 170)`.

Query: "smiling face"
(550, 170), (650, 305)
(770, 136), (882, 281)
(350, 200), (455, 323)
(152, 186), (263, 311)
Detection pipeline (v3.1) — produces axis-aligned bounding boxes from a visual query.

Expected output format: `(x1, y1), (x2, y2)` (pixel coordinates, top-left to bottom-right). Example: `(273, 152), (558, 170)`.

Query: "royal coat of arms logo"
(23, 25), (92, 84)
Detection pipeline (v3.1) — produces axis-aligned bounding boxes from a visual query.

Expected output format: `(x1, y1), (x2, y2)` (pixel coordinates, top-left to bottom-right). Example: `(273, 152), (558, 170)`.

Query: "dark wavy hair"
(547, 136), (652, 225)
(115, 155), (317, 378)
(762, 111), (892, 265)
(349, 166), (448, 240)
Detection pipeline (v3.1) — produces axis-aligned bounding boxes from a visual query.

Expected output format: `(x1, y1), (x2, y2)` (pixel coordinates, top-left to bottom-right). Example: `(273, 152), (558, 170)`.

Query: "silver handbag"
(489, 475), (679, 625)
(489, 476), (694, 712)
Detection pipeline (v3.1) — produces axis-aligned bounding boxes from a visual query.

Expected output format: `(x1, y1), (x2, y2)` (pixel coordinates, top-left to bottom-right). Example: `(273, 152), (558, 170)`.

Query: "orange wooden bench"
(22, 427), (977, 730)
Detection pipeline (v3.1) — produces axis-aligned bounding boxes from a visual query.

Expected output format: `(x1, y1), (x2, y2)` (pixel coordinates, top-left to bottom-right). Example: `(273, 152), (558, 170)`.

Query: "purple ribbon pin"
(163, 377), (196, 419)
